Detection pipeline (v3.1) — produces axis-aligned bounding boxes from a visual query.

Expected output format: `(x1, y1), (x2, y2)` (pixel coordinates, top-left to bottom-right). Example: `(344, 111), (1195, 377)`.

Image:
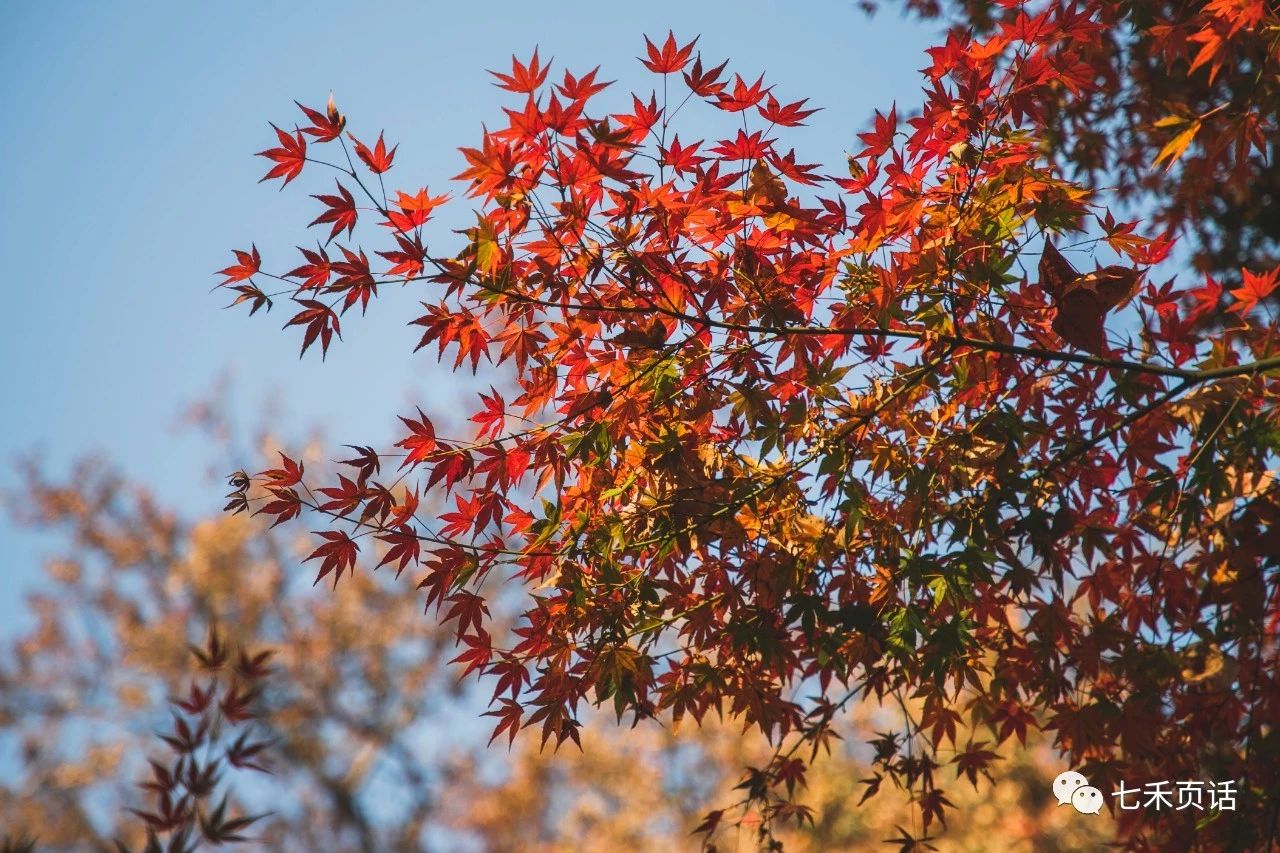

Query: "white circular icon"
(1071, 785), (1105, 815)
(1052, 769), (1089, 806)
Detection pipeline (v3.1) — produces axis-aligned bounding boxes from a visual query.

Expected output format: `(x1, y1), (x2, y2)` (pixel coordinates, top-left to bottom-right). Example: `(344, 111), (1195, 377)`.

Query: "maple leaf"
(769, 148), (822, 185)
(1184, 275), (1223, 323)
(918, 789), (954, 831)
(613, 93), (662, 138)
(388, 487), (420, 528)
(661, 135), (705, 174)
(257, 487), (302, 527)
(161, 713), (209, 754)
(490, 49), (550, 93)
(283, 299), (341, 358)
(338, 444), (381, 484)
(683, 55), (729, 97)
(234, 648), (274, 680)
(1039, 242), (1139, 356)
(1187, 24), (1229, 83)
(348, 131), (396, 174)
(218, 682), (261, 724)
(375, 525), (421, 576)
(440, 492), (485, 538)
(378, 232), (427, 279)
(199, 795), (264, 844)
(463, 212), (502, 278)
(260, 452), (305, 488)
(639, 31), (697, 74)
(857, 105), (897, 157)
(171, 682), (215, 716)
(758, 94), (819, 127)
(328, 245), (378, 314)
(296, 95), (346, 142)
(443, 591), (490, 637)
(396, 408), (437, 468)
(1152, 116), (1201, 171)
(1228, 267), (1280, 317)
(384, 187), (449, 232)
(952, 742), (1000, 788)
(217, 246), (261, 285)
(710, 129), (770, 161)
(304, 529), (359, 588)
(256, 124), (307, 186)
(317, 474), (363, 517)
(715, 73), (771, 112)
(555, 66), (612, 102)
(309, 181), (359, 241)
(225, 283), (271, 315)
(284, 245), (332, 291)
(225, 731), (271, 773)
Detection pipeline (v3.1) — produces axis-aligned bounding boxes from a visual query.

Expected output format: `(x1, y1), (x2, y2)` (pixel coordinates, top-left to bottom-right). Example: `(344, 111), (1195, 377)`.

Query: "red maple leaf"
(716, 74), (771, 112)
(309, 181), (359, 241)
(304, 529), (359, 588)
(296, 95), (346, 142)
(490, 49), (550, 94)
(1039, 242), (1139, 356)
(378, 232), (427, 279)
(384, 187), (449, 232)
(375, 525), (422, 576)
(348, 131), (397, 174)
(556, 66), (612, 102)
(1185, 276), (1223, 322)
(758, 94), (819, 127)
(640, 31), (697, 74)
(257, 124), (307, 186)
(1229, 267), (1280, 316)
(683, 55), (729, 97)
(283, 299), (341, 358)
(284, 245), (332, 291)
(396, 408), (438, 468)
(217, 246), (261, 284)
(662, 135), (705, 174)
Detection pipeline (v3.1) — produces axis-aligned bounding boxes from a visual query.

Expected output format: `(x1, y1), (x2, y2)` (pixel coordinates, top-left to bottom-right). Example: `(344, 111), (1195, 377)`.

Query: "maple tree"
(213, 12), (1280, 850)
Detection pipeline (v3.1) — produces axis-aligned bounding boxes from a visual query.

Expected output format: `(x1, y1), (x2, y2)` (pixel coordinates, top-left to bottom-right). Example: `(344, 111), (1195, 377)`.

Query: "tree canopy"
(208, 4), (1279, 850)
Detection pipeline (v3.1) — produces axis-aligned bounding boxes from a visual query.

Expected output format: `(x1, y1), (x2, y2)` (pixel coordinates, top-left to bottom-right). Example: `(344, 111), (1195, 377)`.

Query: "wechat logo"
(1053, 769), (1104, 815)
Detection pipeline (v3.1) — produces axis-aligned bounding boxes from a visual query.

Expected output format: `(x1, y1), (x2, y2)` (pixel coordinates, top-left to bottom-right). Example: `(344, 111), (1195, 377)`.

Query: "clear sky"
(0, 1), (938, 631)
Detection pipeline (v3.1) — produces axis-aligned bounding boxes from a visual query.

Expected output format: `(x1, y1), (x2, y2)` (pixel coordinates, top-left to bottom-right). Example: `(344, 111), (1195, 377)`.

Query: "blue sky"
(0, 1), (938, 632)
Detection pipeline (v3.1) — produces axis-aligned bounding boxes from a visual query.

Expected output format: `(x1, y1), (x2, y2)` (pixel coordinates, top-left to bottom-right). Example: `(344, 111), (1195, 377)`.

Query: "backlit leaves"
(215, 24), (1280, 852)
(256, 125), (306, 186)
(309, 181), (358, 240)
(296, 94), (346, 142)
(349, 131), (396, 174)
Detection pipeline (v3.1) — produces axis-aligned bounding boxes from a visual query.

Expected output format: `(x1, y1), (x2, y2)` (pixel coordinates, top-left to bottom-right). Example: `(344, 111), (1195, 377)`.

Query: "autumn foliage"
(209, 3), (1280, 850)
(891, 0), (1280, 283)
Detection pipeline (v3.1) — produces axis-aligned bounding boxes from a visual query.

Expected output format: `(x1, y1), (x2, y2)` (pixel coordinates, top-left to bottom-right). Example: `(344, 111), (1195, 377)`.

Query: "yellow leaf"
(746, 161), (787, 207)
(1153, 120), (1201, 171)
(462, 212), (501, 277)
(1152, 114), (1189, 129)
(764, 211), (801, 232)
